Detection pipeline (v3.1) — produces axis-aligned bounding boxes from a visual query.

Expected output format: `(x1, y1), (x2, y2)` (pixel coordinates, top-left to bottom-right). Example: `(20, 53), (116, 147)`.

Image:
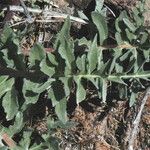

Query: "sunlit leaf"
(0, 77), (14, 98)
(102, 79), (107, 102)
(17, 131), (32, 150)
(125, 28), (137, 41)
(29, 43), (45, 66)
(56, 18), (75, 71)
(129, 92), (136, 107)
(55, 17), (71, 49)
(92, 11), (108, 45)
(76, 54), (87, 73)
(78, 10), (89, 20)
(87, 35), (98, 73)
(60, 77), (72, 96)
(123, 18), (137, 32)
(0, 26), (13, 44)
(40, 58), (55, 77)
(118, 85), (128, 99)
(58, 39), (75, 70)
(95, 0), (104, 12)
(78, 37), (91, 48)
(108, 76), (127, 85)
(74, 77), (86, 104)
(115, 32), (123, 44)
(47, 53), (58, 66)
(115, 11), (128, 32)
(55, 98), (68, 123)
(7, 112), (24, 136)
(2, 86), (19, 120)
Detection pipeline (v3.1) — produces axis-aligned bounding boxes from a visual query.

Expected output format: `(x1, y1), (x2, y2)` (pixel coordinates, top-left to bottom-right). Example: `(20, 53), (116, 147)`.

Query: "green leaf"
(60, 77), (72, 96)
(1, 35), (23, 69)
(22, 79), (54, 110)
(47, 53), (58, 66)
(95, 0), (104, 12)
(88, 77), (99, 89)
(115, 11), (128, 32)
(118, 85), (127, 99)
(131, 48), (144, 73)
(119, 50), (131, 61)
(87, 35), (98, 73)
(115, 63), (123, 73)
(0, 77), (14, 98)
(125, 59), (136, 73)
(97, 48), (103, 70)
(0, 26), (13, 44)
(108, 76), (127, 85)
(123, 18), (137, 32)
(58, 39), (75, 70)
(74, 77), (86, 104)
(91, 11), (108, 45)
(42, 135), (59, 150)
(109, 48), (122, 74)
(1, 49), (14, 68)
(40, 58), (55, 77)
(140, 32), (148, 44)
(48, 80), (66, 106)
(48, 80), (68, 123)
(17, 131), (32, 150)
(115, 32), (123, 44)
(125, 28), (137, 42)
(2, 86), (19, 120)
(29, 43), (45, 66)
(55, 98), (68, 123)
(10, 112), (24, 135)
(55, 17), (71, 49)
(4, 112), (24, 137)
(115, 18), (121, 33)
(78, 10), (89, 20)
(78, 37), (91, 48)
(96, 60), (110, 76)
(23, 79), (53, 94)
(55, 17), (75, 71)
(132, 8), (143, 26)
(101, 79), (107, 102)
(0, 147), (8, 150)
(76, 54), (87, 74)
(129, 92), (136, 107)
(143, 49), (150, 61)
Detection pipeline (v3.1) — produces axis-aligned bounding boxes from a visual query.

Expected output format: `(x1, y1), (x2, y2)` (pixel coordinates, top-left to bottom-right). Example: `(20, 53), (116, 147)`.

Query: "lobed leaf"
(74, 76), (86, 104)
(123, 18), (137, 32)
(87, 35), (98, 74)
(91, 11), (108, 45)
(55, 98), (68, 123)
(2, 86), (19, 120)
(29, 43), (45, 66)
(0, 77), (14, 98)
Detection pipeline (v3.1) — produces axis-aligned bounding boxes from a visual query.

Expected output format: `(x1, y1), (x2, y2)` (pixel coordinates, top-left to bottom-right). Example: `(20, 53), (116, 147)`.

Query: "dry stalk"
(2, 133), (16, 148)
(19, 0), (33, 23)
(128, 87), (150, 150)
(2, 5), (87, 24)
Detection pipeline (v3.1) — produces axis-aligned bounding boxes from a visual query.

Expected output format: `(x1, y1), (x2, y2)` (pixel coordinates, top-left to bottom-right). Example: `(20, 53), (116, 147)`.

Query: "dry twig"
(128, 87), (150, 150)
(2, 133), (16, 148)
(2, 5), (87, 24)
(19, 0), (34, 23)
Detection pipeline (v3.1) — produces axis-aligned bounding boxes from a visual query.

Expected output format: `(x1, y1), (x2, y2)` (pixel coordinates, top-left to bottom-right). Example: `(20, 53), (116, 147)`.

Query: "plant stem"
(68, 72), (150, 80)
(108, 72), (150, 79)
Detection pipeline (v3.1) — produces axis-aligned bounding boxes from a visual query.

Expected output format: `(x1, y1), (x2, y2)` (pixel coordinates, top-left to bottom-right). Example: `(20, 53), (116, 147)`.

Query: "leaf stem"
(108, 72), (150, 79)
(69, 72), (150, 80)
